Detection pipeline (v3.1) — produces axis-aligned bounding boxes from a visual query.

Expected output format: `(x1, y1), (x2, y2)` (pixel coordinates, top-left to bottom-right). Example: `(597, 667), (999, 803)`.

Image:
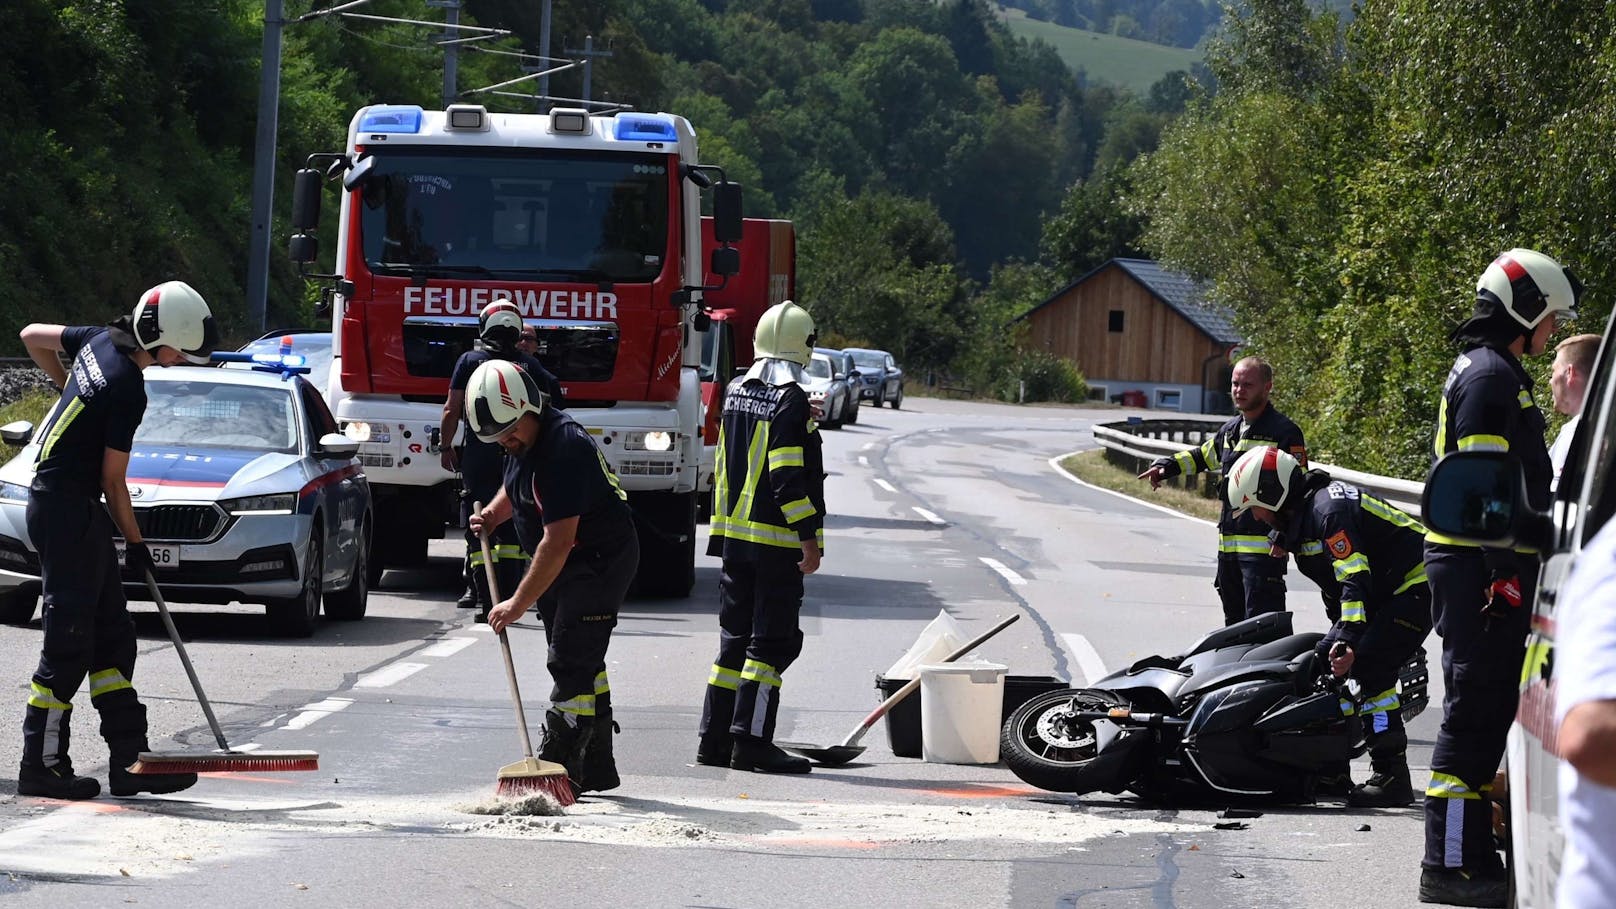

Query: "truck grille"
(135, 505), (225, 542)
(616, 459), (677, 477)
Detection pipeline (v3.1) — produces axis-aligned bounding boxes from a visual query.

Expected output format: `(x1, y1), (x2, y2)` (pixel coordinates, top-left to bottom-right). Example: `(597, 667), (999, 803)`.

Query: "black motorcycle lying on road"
(1001, 612), (1430, 802)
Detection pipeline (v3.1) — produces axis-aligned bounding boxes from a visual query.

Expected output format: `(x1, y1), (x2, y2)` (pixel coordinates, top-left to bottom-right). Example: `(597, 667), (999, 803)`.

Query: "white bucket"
(919, 661), (1008, 764)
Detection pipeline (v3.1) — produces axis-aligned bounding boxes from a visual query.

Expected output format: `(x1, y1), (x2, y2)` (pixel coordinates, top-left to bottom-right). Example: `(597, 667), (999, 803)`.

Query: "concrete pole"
(431, 0), (460, 105)
(538, 0), (552, 108)
(245, 0), (285, 334)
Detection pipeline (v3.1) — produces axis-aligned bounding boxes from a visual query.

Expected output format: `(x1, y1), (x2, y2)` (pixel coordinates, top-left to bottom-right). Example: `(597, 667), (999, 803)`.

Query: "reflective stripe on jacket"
(708, 376), (826, 559)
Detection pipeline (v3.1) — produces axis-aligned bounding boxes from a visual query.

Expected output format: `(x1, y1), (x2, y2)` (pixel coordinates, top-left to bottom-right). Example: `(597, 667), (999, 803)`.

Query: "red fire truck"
(288, 102), (744, 597)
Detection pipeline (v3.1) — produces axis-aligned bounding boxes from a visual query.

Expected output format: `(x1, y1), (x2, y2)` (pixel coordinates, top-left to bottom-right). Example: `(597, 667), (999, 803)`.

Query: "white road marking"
(355, 662), (429, 688)
(1048, 451), (1218, 528)
(283, 696), (354, 730)
(862, 442), (877, 451)
(1063, 633), (1109, 687)
(980, 557), (1027, 586)
(912, 506), (945, 525)
(419, 637), (478, 658)
(858, 455), (870, 467)
(874, 478), (897, 493)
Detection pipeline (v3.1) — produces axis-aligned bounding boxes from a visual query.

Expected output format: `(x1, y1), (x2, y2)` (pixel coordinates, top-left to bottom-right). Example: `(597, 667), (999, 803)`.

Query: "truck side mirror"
(289, 233), (319, 265)
(1421, 451), (1552, 550)
(709, 246), (740, 277)
(291, 168), (323, 232)
(712, 182), (743, 243)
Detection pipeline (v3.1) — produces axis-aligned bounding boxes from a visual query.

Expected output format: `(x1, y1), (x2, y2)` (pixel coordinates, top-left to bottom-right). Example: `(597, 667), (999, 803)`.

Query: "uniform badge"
(1326, 530), (1353, 559)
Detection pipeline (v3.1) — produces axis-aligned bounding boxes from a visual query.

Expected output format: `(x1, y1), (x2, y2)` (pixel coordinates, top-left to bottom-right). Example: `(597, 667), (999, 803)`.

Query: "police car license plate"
(116, 542), (182, 568)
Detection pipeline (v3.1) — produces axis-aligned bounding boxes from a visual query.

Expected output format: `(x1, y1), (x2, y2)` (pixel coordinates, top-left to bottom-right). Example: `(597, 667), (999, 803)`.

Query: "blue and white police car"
(0, 350), (371, 637)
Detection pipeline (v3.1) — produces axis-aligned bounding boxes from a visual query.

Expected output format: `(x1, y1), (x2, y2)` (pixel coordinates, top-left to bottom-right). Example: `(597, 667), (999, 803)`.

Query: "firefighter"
(466, 359), (636, 795)
(1138, 356), (1308, 625)
(1419, 249), (1580, 907)
(16, 282), (218, 799)
(1227, 447), (1433, 807)
(440, 301), (562, 621)
(697, 300), (826, 774)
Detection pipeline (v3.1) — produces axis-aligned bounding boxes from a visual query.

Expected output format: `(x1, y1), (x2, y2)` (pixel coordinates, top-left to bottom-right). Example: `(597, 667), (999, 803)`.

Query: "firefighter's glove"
(125, 541), (156, 577)
(1482, 575), (1523, 620)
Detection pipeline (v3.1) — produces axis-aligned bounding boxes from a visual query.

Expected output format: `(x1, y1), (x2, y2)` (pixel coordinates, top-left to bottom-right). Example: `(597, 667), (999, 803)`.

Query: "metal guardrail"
(1093, 418), (1426, 517)
(0, 358), (37, 369)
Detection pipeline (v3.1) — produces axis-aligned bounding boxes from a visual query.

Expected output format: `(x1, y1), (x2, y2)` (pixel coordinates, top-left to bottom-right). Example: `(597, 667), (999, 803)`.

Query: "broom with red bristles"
(126, 570), (319, 774)
(476, 508), (576, 806)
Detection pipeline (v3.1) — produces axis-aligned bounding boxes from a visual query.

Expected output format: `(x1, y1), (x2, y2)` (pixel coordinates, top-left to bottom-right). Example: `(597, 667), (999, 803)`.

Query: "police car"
(0, 351), (372, 637)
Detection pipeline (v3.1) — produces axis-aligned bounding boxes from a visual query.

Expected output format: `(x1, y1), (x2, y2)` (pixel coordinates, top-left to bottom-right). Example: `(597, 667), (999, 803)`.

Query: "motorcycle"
(1000, 611), (1430, 802)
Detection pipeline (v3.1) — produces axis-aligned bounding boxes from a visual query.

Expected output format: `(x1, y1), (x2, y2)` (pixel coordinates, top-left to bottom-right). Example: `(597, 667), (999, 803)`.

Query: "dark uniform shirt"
(1154, 403), (1307, 559)
(707, 376), (825, 560)
(1428, 344), (1551, 566)
(1284, 479), (1429, 649)
(501, 407), (634, 559)
(32, 326), (145, 497)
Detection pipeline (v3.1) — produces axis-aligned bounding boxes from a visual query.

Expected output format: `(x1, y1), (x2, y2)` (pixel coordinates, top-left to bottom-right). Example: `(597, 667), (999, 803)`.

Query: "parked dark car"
(844, 347), (904, 409)
(816, 347), (860, 425)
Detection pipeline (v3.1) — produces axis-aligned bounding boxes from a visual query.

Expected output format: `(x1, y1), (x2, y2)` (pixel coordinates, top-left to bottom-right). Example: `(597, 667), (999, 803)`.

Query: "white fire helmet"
(132, 281), (219, 364)
(1227, 446), (1304, 516)
(1476, 248), (1581, 331)
(752, 300), (817, 367)
(466, 359), (549, 442)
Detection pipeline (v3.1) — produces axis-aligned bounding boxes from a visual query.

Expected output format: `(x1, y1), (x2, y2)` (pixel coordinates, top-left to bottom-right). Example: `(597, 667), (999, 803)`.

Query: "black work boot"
(1417, 867), (1506, 907)
(1349, 767), (1415, 808)
(108, 747), (197, 797)
(730, 735), (811, 774)
(537, 709), (588, 773)
(17, 762), (101, 800)
(696, 730), (733, 767)
(575, 705), (620, 794)
(1351, 712), (1413, 807)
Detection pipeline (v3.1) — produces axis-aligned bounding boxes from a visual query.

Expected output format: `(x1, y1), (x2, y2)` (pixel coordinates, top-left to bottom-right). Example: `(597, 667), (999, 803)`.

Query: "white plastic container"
(919, 661), (1008, 764)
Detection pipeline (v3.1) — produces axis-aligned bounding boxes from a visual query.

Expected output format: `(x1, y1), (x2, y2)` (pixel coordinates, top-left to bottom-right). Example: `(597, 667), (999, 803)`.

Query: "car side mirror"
(1421, 451), (1552, 551)
(318, 432), (361, 459)
(1, 420), (35, 446)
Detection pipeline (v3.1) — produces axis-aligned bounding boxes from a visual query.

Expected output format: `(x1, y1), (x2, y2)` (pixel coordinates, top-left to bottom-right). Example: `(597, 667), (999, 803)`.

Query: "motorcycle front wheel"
(1001, 688), (1132, 793)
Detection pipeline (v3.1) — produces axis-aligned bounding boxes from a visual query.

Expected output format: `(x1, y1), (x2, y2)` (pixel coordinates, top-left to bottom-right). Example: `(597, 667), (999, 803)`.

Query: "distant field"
(997, 8), (1203, 95)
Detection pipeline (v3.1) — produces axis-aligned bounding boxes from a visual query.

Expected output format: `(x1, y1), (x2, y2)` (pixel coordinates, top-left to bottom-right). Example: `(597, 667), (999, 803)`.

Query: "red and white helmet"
(1227, 446), (1304, 516)
(132, 281), (219, 364)
(479, 299), (523, 345)
(465, 359), (548, 442)
(1477, 248), (1581, 330)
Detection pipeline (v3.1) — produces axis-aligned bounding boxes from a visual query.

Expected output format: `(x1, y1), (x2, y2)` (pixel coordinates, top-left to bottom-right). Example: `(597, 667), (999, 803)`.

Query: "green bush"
(995, 349), (1089, 403)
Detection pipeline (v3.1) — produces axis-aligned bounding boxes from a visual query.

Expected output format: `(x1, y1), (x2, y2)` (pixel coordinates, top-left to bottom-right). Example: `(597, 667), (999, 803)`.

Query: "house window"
(1108, 310), (1125, 332)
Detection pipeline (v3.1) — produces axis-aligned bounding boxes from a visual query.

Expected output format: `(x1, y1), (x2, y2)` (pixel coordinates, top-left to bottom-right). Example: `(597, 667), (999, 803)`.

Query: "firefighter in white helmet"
(1420, 248), (1580, 906)
(697, 300), (826, 774)
(16, 281), (218, 799)
(466, 358), (636, 796)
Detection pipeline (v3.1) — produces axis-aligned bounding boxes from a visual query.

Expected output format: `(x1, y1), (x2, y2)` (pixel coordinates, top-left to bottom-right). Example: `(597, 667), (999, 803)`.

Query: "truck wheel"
(630, 490), (696, 599)
(0, 588), (39, 625)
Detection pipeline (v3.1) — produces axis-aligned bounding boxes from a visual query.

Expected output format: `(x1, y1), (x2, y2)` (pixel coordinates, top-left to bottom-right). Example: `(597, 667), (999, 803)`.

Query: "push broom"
(126, 570), (319, 774)
(477, 508), (576, 806)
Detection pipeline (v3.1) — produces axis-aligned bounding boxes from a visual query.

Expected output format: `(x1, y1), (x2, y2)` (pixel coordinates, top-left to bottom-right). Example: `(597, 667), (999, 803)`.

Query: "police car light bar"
(209, 351), (312, 378)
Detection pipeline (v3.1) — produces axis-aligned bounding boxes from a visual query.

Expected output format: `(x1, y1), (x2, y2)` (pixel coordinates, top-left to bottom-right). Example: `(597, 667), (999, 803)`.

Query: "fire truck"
(287, 102), (744, 597)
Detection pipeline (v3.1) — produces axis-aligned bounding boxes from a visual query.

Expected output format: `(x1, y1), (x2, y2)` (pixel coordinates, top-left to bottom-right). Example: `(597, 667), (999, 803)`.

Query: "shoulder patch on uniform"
(1326, 530), (1354, 560)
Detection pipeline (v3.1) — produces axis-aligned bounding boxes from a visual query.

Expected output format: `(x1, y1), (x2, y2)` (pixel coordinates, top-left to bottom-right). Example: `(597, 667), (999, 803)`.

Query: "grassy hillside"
(997, 9), (1203, 94)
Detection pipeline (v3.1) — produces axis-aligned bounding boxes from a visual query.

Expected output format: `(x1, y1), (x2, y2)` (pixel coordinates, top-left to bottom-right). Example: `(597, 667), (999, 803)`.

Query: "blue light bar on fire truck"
(358, 105), (424, 134)
(613, 115), (679, 143)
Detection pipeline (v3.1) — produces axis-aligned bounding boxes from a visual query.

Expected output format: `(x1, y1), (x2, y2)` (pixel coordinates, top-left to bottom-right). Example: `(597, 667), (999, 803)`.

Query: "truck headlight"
(221, 494), (296, 515)
(624, 431), (675, 452)
(342, 421), (391, 444)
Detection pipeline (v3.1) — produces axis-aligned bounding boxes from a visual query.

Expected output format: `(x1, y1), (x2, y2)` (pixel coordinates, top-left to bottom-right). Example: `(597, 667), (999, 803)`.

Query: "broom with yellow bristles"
(476, 507), (576, 806)
(126, 570), (319, 774)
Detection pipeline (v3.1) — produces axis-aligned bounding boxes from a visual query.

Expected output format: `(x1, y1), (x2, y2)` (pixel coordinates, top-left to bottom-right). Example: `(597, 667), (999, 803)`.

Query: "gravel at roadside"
(0, 367), (55, 408)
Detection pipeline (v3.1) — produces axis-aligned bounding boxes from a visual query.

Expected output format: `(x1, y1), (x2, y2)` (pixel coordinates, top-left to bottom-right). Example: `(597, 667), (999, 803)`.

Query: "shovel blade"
(776, 741), (866, 766)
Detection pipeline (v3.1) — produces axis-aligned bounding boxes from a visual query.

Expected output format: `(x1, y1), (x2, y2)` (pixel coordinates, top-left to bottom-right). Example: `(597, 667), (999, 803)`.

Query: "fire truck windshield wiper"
(490, 267), (614, 283)
(371, 261), (500, 279)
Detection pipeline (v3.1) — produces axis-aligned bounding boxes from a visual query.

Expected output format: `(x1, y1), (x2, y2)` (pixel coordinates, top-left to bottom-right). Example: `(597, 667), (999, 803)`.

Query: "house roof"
(1018, 258), (1242, 346)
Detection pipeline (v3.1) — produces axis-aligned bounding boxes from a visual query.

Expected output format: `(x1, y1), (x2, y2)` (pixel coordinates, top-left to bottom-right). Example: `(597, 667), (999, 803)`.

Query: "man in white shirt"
(1554, 519), (1616, 908)
(1549, 333), (1601, 491)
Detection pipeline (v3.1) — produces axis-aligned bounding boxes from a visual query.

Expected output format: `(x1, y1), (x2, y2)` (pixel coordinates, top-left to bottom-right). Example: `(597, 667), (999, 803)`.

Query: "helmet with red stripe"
(1227, 446), (1304, 516)
(1477, 248), (1581, 331)
(465, 359), (549, 442)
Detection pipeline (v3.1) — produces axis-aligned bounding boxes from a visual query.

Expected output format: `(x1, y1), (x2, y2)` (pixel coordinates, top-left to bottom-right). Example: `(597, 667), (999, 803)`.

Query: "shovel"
(777, 613), (1020, 766)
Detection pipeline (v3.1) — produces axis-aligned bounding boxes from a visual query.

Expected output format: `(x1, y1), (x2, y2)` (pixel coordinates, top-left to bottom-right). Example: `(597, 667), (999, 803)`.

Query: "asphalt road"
(0, 397), (1444, 908)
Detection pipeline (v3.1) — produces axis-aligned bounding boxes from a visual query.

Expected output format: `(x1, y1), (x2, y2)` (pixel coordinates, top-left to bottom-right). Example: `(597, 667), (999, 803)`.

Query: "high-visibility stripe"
(1218, 535), (1272, 555)
(1435, 397), (1448, 457)
(1426, 772), (1481, 799)
(1233, 438), (1272, 452)
(88, 668), (132, 699)
(1333, 552), (1371, 581)
(1394, 562), (1428, 594)
(708, 665), (741, 690)
(1458, 434), (1508, 452)
(780, 496), (816, 523)
(1362, 688), (1400, 714)
(1340, 600), (1367, 623)
(710, 515), (801, 548)
(38, 398), (85, 465)
(554, 693), (596, 717)
(741, 659), (783, 688)
(594, 671), (611, 695)
(1363, 495), (1427, 535)
(1298, 540), (1325, 556)
(1518, 390), (1534, 409)
(594, 448), (628, 501)
(768, 446), (805, 471)
(28, 682), (71, 711)
(1521, 638), (1551, 687)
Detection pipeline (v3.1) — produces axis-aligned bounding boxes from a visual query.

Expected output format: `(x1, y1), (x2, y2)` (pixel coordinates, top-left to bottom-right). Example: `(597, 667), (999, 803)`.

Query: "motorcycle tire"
(1001, 687), (1132, 794)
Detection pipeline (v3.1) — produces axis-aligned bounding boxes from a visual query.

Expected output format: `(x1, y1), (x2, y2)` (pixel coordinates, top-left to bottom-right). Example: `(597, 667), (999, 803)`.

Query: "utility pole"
(428, 0), (460, 105)
(563, 35), (613, 104)
(245, 0), (285, 334)
(538, 0), (553, 108)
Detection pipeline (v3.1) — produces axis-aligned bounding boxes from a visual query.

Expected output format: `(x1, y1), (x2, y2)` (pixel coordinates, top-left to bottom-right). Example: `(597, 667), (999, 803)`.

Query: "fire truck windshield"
(357, 148), (670, 283)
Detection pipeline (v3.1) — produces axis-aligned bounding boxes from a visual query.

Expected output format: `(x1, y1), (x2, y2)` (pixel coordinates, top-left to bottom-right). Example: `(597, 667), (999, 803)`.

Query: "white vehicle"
(286, 103), (742, 595)
(1423, 307), (1616, 907)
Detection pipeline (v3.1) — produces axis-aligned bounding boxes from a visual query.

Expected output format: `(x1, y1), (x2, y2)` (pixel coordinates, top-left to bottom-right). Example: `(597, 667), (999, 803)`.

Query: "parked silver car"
(799, 352), (855, 428)
(0, 355), (372, 637)
(845, 347), (904, 408)
(816, 347), (860, 425)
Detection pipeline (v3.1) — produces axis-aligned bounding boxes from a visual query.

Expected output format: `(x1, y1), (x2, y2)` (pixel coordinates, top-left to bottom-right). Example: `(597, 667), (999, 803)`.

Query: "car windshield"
(357, 147), (670, 283)
(136, 383), (298, 454)
(805, 357), (832, 380)
(850, 351), (885, 368)
(232, 335), (333, 394)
